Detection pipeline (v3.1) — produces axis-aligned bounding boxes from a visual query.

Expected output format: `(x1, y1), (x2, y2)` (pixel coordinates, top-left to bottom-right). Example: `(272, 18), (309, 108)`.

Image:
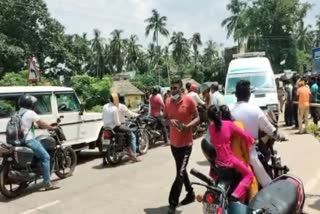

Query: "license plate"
(103, 139), (110, 146)
(203, 202), (217, 214)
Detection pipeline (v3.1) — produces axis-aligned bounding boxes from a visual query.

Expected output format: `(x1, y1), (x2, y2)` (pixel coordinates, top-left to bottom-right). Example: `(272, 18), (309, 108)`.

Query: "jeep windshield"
(226, 72), (275, 94)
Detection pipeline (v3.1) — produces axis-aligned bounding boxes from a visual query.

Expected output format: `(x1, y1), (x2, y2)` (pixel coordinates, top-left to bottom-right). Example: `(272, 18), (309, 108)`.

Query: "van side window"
(33, 94), (52, 115)
(56, 93), (80, 112)
(0, 96), (19, 118)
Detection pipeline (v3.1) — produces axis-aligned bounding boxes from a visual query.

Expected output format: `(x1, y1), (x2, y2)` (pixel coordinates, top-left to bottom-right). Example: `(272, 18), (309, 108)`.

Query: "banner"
(312, 47), (320, 73)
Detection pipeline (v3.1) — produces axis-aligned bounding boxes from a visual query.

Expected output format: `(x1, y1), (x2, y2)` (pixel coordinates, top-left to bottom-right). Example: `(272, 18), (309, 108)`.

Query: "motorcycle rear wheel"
(104, 143), (123, 166)
(55, 147), (77, 179)
(0, 162), (28, 199)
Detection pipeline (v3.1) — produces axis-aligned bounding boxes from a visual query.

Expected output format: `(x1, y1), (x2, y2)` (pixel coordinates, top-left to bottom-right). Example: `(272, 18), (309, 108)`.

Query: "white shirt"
(230, 102), (276, 139)
(20, 108), (40, 141)
(210, 91), (225, 106)
(188, 91), (205, 106)
(102, 103), (121, 129)
(119, 103), (139, 124)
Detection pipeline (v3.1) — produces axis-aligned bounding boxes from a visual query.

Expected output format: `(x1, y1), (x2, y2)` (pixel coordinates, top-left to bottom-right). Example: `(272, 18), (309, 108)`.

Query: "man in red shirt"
(164, 79), (200, 214)
(149, 86), (168, 143)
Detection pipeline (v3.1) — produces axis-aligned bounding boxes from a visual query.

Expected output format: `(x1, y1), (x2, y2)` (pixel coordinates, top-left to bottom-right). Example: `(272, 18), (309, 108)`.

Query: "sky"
(45, 0), (320, 49)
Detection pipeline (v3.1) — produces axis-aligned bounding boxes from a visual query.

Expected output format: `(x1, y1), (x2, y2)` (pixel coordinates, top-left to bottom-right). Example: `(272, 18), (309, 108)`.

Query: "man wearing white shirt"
(230, 80), (276, 187)
(102, 93), (140, 163)
(210, 82), (225, 106)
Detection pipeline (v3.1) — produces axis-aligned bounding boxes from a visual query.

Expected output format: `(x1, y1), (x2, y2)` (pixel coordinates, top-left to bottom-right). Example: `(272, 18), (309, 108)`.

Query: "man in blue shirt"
(310, 76), (319, 125)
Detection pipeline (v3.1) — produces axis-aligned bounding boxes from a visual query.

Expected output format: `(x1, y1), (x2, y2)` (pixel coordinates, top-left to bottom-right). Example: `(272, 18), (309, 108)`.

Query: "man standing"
(297, 78), (312, 134)
(164, 79), (200, 214)
(310, 76), (319, 125)
(185, 82), (205, 106)
(284, 78), (293, 126)
(149, 86), (168, 144)
(210, 82), (225, 106)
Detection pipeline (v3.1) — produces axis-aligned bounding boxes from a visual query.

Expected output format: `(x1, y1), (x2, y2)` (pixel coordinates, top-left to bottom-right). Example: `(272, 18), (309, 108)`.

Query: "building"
(111, 80), (144, 109)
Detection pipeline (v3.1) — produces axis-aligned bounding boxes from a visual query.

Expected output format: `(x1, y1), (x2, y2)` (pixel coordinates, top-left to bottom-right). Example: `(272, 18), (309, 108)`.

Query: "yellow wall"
(125, 94), (143, 109)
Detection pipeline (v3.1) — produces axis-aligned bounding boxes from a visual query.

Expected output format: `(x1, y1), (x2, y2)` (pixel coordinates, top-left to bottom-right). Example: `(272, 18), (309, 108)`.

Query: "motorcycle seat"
(249, 179), (298, 214)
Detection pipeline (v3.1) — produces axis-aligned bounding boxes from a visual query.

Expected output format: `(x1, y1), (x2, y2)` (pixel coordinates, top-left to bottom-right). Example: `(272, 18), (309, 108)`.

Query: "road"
(1, 123), (320, 214)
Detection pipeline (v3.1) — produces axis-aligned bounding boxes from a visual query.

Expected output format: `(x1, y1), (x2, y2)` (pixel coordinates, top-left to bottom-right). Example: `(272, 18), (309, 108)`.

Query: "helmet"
(18, 94), (37, 109)
(201, 138), (216, 164)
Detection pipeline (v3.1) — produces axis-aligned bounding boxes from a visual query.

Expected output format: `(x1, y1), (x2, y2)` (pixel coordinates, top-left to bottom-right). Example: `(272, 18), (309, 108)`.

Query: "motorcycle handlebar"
(190, 168), (214, 186)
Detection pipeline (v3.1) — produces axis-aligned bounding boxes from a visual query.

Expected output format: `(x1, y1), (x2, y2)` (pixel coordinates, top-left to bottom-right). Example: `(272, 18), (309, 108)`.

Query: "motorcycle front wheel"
(0, 162), (27, 199)
(54, 147), (77, 179)
(137, 131), (149, 155)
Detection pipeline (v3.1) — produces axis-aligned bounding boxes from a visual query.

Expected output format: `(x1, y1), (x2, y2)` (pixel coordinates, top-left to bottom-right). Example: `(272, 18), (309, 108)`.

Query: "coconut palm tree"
(314, 15), (320, 48)
(91, 29), (104, 79)
(109, 29), (124, 73)
(145, 9), (170, 47)
(189, 33), (202, 64)
(125, 34), (142, 71)
(169, 31), (190, 66)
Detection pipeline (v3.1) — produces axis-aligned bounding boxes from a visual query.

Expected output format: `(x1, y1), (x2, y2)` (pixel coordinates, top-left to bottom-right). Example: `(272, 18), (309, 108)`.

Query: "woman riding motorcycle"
(207, 105), (254, 202)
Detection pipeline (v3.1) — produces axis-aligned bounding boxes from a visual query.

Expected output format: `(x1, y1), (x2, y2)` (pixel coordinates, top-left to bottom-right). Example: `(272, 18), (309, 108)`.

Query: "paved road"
(1, 124), (320, 214)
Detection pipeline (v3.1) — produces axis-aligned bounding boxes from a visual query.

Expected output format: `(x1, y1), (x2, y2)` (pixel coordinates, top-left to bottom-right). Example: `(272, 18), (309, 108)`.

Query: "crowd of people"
(278, 73), (319, 134)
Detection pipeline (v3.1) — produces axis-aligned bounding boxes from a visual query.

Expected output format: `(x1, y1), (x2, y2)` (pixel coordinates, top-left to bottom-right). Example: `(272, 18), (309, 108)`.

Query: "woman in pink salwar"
(207, 105), (254, 202)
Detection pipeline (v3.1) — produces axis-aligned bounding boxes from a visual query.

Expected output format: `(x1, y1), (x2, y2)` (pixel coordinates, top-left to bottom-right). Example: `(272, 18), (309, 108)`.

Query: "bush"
(69, 74), (112, 110)
(89, 105), (103, 112)
(0, 70), (58, 86)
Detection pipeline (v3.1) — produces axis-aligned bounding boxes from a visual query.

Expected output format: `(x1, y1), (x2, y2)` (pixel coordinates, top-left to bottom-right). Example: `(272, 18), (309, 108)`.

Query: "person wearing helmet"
(185, 82), (205, 106)
(207, 105), (254, 202)
(18, 94), (59, 191)
(148, 86), (168, 144)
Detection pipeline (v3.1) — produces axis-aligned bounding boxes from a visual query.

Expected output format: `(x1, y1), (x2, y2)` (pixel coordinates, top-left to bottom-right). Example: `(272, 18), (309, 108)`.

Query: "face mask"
(172, 93), (180, 101)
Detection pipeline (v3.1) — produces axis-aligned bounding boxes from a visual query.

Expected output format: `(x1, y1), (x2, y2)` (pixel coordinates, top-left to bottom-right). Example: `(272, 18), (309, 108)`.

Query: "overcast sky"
(45, 0), (320, 48)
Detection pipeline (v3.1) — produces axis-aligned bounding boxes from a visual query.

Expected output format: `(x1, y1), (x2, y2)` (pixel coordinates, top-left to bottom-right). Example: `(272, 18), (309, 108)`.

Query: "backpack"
(6, 111), (27, 146)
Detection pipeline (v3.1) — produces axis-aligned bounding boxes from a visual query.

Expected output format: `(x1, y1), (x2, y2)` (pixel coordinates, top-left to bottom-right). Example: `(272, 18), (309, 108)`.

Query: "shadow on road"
(197, 160), (209, 166)
(144, 206), (182, 214)
(77, 151), (102, 165)
(0, 183), (44, 203)
(309, 198), (320, 211)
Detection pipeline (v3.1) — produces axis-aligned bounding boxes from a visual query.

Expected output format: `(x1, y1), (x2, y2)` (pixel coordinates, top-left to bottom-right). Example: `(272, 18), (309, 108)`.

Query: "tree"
(0, 0), (67, 73)
(169, 32), (190, 66)
(221, 0), (247, 46)
(91, 29), (105, 79)
(189, 33), (202, 64)
(125, 35), (142, 71)
(109, 29), (125, 73)
(145, 9), (170, 47)
(314, 16), (320, 48)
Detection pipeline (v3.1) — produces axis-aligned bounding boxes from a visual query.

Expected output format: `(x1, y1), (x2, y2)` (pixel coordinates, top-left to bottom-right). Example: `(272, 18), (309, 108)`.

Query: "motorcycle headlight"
(267, 104), (278, 112)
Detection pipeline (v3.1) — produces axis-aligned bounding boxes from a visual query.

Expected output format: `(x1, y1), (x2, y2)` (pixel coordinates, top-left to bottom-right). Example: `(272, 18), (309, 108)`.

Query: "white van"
(224, 52), (279, 117)
(0, 86), (103, 152)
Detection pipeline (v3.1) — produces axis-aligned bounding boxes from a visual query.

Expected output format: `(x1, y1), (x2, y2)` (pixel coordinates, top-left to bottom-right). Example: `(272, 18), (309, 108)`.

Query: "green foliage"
(132, 73), (167, 91)
(0, 70), (57, 86)
(69, 74), (112, 110)
(89, 105), (103, 112)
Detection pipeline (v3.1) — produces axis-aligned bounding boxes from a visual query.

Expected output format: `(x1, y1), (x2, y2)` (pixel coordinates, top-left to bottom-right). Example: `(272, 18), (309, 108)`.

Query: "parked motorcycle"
(190, 168), (305, 214)
(102, 116), (149, 166)
(141, 115), (168, 145)
(0, 117), (77, 198)
(193, 104), (208, 139)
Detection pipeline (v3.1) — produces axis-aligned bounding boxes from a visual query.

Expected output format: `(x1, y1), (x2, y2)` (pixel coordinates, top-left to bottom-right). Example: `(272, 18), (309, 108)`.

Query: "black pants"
(169, 145), (193, 207)
(293, 104), (298, 128)
(156, 116), (168, 142)
(310, 106), (319, 125)
(284, 104), (293, 126)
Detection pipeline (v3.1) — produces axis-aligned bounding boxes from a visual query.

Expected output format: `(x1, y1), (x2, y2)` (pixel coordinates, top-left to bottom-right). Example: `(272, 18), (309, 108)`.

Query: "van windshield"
(226, 72), (275, 94)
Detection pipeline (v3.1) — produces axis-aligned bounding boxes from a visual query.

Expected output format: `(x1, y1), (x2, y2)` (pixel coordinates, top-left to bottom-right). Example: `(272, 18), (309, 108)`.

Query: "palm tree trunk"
(156, 32), (160, 86)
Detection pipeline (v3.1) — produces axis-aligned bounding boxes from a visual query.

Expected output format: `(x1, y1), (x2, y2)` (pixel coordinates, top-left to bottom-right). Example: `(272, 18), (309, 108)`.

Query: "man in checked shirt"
(230, 80), (281, 187)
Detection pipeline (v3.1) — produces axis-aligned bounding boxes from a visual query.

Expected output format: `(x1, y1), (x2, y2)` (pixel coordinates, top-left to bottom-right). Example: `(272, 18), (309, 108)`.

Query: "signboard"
(312, 47), (320, 73)
(27, 57), (40, 83)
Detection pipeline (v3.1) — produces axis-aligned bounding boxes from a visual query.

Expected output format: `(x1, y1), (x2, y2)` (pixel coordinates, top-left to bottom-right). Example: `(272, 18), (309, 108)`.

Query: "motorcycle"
(190, 168), (305, 214)
(140, 115), (168, 145)
(0, 117), (77, 198)
(102, 116), (149, 166)
(257, 110), (289, 179)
